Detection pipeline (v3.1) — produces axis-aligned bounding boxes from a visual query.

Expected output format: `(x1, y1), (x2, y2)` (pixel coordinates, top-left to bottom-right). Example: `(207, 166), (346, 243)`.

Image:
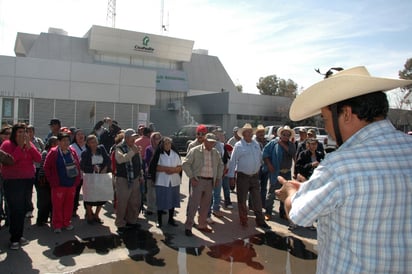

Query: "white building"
(0, 25), (292, 138)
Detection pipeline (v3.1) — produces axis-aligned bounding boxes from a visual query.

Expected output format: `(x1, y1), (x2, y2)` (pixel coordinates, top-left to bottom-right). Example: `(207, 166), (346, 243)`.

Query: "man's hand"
(275, 176), (301, 202)
(275, 176), (301, 220)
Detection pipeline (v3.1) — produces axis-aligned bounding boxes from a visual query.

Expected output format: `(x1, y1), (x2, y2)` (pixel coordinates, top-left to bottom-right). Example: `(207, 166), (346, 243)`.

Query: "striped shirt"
(290, 119), (412, 274)
(200, 148), (213, 178)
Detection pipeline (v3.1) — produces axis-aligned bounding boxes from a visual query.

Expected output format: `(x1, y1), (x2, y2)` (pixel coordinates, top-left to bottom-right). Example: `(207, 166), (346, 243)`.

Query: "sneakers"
(10, 242), (20, 250)
(54, 228), (62, 233)
(9, 238), (29, 250)
(65, 224), (74, 231)
(20, 237), (29, 246)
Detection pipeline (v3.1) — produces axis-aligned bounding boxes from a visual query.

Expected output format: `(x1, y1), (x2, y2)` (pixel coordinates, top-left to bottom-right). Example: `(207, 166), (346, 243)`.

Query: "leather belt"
(238, 172), (258, 177)
(279, 169), (291, 174)
(199, 176), (213, 180)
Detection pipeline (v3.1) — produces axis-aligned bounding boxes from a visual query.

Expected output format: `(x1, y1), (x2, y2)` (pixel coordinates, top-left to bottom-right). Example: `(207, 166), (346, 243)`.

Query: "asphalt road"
(0, 173), (317, 274)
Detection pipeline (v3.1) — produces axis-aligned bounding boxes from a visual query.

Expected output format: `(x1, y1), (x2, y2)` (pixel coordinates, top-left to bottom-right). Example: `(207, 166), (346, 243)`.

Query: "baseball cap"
(49, 118), (61, 126)
(124, 128), (138, 138)
(196, 124), (207, 133)
(205, 133), (217, 142)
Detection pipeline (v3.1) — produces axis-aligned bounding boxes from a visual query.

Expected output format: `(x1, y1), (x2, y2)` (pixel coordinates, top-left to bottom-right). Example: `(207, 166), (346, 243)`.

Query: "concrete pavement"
(0, 173), (317, 273)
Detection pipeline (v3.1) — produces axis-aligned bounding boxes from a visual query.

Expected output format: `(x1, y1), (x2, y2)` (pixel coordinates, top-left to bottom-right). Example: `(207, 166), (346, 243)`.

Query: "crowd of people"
(0, 66), (411, 274)
(0, 112), (327, 250)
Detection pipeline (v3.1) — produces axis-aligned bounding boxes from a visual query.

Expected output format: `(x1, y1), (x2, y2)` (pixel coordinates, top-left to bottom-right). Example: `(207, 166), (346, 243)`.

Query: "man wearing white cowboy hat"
(262, 125), (296, 223)
(228, 123), (270, 229)
(276, 66), (412, 274)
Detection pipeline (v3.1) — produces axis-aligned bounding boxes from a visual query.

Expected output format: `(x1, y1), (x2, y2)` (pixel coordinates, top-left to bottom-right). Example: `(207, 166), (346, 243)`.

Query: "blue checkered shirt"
(290, 119), (412, 274)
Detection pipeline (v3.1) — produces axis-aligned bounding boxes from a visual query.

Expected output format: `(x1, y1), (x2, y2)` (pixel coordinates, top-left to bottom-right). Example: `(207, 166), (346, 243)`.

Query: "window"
(1, 98), (31, 126)
(18, 99), (30, 124)
(2, 98), (14, 126)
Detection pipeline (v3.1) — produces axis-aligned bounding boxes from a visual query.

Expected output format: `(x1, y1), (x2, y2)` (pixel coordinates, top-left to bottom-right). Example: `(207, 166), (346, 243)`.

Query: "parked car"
(171, 124), (221, 154)
(264, 125), (283, 141)
(318, 128), (337, 153)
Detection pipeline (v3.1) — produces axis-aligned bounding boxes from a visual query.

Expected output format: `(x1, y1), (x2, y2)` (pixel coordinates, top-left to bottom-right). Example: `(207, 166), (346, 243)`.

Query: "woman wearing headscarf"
(149, 137), (182, 228)
(44, 132), (81, 233)
(0, 123), (41, 249)
(80, 134), (111, 224)
(144, 131), (162, 215)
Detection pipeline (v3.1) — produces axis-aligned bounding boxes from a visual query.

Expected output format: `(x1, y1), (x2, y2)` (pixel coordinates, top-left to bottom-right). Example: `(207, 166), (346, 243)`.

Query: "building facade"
(0, 25), (292, 138)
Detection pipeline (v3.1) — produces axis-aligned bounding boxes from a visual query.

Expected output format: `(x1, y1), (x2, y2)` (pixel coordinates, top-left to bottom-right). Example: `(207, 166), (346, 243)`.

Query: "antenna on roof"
(106, 0), (117, 28)
(160, 0), (169, 33)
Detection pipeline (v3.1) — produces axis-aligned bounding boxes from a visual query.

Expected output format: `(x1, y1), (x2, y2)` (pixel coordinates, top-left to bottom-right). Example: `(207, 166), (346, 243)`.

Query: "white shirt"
(155, 150), (182, 187)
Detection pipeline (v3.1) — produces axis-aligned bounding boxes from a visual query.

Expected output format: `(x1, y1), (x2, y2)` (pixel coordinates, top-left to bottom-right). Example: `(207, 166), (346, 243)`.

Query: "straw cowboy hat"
(238, 123), (254, 135)
(289, 66), (412, 121)
(255, 124), (265, 133)
(277, 125), (294, 139)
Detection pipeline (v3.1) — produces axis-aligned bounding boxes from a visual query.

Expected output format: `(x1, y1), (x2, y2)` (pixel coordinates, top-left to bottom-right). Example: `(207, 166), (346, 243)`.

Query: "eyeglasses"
(281, 133), (291, 137)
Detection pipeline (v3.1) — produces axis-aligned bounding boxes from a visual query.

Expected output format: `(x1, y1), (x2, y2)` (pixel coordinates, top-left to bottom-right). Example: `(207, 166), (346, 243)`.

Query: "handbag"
(82, 172), (114, 202)
(59, 148), (79, 178)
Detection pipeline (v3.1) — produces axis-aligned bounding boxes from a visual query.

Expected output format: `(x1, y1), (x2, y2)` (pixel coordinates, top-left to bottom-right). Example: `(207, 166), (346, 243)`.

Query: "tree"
(256, 74), (298, 98)
(399, 58), (412, 93)
(398, 58), (412, 109)
(235, 84), (243, 92)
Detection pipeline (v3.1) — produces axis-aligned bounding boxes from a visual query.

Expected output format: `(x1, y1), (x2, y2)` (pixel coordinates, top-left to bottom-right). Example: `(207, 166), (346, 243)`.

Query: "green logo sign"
(134, 35), (154, 53)
(143, 36), (150, 46)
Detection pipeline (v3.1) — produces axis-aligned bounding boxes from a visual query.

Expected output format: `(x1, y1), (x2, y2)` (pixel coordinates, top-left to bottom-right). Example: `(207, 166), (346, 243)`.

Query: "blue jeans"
(208, 179), (222, 217)
(221, 176), (231, 205)
(265, 171), (291, 216)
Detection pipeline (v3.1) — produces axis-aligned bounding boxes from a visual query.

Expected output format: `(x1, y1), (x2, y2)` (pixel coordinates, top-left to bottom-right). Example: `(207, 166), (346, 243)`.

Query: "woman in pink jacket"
(44, 132), (81, 233)
(0, 123), (41, 250)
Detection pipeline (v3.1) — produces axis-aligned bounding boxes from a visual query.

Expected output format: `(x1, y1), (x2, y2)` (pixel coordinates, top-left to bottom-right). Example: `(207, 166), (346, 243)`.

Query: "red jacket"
(0, 140), (41, 179)
(44, 146), (81, 188)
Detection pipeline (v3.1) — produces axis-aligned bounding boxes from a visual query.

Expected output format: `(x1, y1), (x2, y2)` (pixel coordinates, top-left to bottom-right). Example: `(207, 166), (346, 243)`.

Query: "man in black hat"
(45, 118), (61, 143)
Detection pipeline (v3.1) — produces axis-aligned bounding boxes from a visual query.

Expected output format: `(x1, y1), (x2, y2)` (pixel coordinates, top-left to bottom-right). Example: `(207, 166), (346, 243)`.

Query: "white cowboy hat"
(277, 125), (294, 139)
(289, 66), (412, 121)
(237, 123), (254, 135)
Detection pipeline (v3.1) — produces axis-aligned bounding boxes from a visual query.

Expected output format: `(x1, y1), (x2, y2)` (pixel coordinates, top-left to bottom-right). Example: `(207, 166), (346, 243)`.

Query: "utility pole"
(107, 0), (117, 28)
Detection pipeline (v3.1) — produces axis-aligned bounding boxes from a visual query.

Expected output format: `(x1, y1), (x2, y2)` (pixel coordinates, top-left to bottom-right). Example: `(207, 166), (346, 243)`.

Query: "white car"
(318, 128), (337, 152)
(264, 125), (283, 141)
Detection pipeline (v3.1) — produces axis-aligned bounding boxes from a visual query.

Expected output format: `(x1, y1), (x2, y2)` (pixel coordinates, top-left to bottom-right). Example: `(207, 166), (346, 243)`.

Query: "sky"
(0, 0), (411, 102)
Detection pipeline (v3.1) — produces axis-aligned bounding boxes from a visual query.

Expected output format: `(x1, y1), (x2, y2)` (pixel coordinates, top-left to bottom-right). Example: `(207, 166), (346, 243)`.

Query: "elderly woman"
(80, 134), (111, 224)
(70, 128), (86, 217)
(0, 123), (41, 250)
(144, 131), (162, 215)
(44, 132), (81, 233)
(149, 137), (182, 228)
